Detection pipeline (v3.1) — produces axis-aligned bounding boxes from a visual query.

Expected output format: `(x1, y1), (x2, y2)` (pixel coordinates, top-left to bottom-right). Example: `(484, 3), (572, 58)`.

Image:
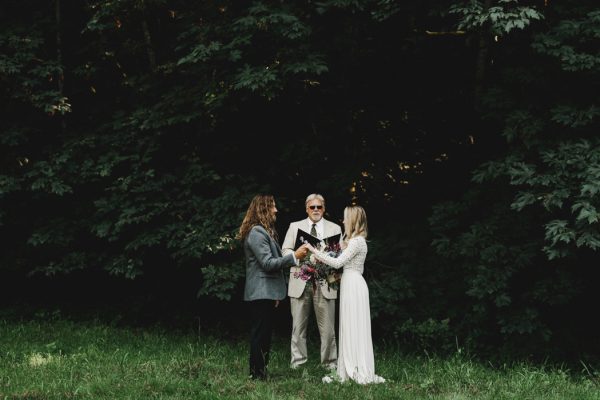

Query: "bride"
(305, 206), (385, 385)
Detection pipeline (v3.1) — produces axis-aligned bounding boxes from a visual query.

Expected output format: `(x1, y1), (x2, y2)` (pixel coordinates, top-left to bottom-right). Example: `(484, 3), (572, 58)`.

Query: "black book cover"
(294, 228), (341, 250)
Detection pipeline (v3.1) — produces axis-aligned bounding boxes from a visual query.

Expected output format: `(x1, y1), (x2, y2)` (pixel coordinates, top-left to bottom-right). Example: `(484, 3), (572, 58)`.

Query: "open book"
(294, 228), (341, 250)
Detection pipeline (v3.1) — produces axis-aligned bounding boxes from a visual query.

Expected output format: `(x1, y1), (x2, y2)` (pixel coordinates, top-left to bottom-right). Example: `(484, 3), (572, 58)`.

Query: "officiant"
(281, 193), (342, 370)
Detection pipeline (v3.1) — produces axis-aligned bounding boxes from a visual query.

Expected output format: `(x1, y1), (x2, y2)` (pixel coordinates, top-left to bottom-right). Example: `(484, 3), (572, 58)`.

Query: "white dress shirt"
(306, 217), (325, 239)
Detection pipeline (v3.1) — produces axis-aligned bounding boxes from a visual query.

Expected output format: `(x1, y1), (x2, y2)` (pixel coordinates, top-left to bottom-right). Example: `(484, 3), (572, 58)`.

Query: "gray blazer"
(243, 225), (296, 301)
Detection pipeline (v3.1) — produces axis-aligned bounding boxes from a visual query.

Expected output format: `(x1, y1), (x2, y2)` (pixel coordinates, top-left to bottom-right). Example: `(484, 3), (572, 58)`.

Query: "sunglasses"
(308, 205), (323, 210)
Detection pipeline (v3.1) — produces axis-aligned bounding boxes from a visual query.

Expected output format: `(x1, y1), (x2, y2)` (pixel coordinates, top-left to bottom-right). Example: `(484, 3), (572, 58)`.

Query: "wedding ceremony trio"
(238, 193), (385, 384)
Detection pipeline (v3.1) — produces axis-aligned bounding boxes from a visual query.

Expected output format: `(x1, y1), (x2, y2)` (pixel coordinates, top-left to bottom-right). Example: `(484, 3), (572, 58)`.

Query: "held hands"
(304, 242), (316, 253)
(294, 244), (309, 260)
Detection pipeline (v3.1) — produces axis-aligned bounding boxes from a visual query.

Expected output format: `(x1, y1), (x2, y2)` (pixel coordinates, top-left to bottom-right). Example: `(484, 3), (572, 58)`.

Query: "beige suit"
(282, 218), (342, 368)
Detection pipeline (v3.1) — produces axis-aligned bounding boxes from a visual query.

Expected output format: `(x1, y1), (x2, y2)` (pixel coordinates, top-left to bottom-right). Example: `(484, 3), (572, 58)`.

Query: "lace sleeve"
(312, 238), (360, 269)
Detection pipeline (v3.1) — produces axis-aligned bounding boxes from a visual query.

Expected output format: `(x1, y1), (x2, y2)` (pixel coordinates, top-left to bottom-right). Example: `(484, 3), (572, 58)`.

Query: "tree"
(432, 0), (600, 355)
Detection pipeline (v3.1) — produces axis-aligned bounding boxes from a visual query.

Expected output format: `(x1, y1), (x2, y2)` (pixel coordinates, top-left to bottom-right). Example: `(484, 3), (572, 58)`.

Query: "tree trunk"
(474, 0), (493, 110)
(56, 0), (66, 130)
(140, 0), (157, 72)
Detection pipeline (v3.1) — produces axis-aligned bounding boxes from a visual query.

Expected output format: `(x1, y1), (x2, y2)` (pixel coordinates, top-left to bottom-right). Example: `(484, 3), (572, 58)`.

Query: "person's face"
(306, 199), (324, 223)
(271, 202), (278, 221)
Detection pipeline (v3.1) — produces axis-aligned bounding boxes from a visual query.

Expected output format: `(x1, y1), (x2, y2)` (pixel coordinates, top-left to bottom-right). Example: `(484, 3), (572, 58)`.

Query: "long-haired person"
(305, 206), (385, 384)
(238, 194), (308, 380)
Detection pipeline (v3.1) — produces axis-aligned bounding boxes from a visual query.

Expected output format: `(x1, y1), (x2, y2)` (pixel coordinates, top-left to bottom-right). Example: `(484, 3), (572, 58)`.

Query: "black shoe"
(249, 373), (267, 381)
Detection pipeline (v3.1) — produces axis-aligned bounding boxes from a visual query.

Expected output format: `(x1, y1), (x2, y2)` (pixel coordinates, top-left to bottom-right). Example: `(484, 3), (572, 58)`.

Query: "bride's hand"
(305, 242), (316, 253)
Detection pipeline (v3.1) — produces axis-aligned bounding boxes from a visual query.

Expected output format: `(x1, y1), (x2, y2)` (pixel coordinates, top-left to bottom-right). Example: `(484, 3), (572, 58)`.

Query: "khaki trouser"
(290, 283), (337, 367)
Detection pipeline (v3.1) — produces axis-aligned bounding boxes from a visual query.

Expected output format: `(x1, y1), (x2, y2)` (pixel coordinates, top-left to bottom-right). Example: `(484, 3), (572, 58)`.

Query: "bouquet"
(294, 240), (342, 290)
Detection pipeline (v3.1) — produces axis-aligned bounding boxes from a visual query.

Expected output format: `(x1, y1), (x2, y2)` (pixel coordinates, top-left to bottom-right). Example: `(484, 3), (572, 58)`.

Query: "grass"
(0, 318), (598, 399)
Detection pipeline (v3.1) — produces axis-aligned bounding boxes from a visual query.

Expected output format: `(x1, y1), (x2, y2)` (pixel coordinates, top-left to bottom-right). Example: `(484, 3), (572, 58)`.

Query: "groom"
(282, 193), (342, 370)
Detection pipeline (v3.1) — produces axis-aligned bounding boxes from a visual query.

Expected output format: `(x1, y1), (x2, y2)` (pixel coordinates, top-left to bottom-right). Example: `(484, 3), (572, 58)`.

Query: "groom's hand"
(294, 244), (309, 260)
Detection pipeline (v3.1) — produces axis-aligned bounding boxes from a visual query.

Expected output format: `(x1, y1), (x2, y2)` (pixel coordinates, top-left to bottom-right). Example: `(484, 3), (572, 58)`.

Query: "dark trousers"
(248, 299), (276, 379)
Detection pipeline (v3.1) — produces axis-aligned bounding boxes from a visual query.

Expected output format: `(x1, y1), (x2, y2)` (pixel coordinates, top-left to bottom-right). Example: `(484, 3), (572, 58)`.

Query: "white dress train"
(313, 236), (385, 384)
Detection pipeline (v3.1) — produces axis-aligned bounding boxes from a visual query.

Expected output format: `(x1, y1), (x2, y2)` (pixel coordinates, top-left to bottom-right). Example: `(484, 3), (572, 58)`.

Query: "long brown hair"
(343, 205), (368, 241)
(238, 194), (278, 241)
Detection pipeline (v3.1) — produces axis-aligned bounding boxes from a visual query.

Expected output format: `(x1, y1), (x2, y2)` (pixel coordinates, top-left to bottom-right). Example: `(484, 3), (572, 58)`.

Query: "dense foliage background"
(1, 0), (598, 360)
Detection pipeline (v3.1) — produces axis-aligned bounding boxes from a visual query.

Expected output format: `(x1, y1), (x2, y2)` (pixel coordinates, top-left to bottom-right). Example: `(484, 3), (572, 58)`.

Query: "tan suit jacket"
(282, 218), (342, 300)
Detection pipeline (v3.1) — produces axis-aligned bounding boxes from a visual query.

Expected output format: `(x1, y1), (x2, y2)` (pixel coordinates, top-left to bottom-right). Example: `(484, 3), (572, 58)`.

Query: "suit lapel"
(323, 219), (333, 237)
(272, 236), (283, 256)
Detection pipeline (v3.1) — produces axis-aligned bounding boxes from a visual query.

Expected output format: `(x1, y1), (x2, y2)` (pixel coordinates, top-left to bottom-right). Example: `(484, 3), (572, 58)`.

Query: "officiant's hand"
(294, 244), (309, 260)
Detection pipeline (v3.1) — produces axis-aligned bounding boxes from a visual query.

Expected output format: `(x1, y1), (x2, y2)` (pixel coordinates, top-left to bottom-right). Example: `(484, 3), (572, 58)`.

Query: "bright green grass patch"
(0, 319), (598, 399)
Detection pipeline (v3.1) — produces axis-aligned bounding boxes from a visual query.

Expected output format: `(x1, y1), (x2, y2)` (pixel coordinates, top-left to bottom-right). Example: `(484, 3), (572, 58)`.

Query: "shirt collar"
(306, 217), (324, 228)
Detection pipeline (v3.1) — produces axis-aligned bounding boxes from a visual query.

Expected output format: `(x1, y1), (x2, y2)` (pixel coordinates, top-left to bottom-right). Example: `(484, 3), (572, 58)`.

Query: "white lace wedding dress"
(313, 236), (385, 384)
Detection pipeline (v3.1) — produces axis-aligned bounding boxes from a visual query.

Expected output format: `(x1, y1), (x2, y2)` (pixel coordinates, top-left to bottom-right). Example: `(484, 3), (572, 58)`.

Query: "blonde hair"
(305, 193), (325, 207)
(238, 195), (278, 241)
(343, 206), (368, 241)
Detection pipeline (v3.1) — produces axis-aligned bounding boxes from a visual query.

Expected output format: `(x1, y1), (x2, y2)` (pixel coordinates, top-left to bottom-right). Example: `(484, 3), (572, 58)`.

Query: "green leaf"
(511, 191), (536, 211)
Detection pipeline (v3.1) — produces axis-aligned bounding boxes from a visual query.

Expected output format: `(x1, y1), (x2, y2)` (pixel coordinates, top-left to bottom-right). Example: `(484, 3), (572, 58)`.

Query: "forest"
(1, 0), (599, 361)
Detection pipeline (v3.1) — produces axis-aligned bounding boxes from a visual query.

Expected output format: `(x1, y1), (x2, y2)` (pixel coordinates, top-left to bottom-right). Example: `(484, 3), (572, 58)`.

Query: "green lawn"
(0, 319), (598, 399)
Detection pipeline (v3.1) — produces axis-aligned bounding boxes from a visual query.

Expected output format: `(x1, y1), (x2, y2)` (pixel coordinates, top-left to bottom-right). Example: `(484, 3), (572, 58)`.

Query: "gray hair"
(305, 193), (325, 207)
